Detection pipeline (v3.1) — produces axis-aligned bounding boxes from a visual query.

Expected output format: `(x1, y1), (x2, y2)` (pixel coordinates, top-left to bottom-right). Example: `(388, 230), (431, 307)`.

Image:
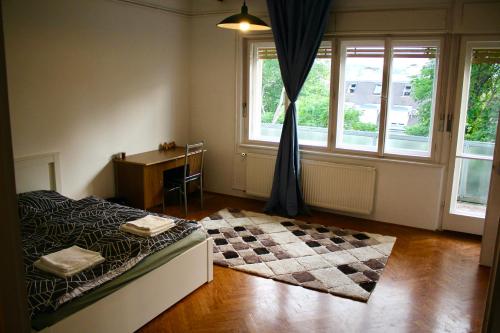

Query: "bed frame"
(15, 154), (214, 333)
(37, 238), (213, 333)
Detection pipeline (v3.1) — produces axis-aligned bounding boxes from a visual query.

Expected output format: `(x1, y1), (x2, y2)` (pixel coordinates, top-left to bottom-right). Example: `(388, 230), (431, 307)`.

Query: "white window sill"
(238, 142), (444, 168)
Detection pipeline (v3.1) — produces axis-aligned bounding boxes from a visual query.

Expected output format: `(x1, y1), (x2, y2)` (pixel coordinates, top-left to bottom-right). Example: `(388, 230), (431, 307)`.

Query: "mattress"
(32, 229), (207, 330)
(19, 191), (201, 320)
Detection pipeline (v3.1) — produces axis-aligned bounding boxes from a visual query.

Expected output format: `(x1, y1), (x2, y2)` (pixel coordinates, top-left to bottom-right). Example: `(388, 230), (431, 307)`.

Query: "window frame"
(242, 37), (279, 149)
(242, 37), (334, 151)
(442, 37), (500, 229)
(383, 39), (441, 158)
(455, 42), (500, 162)
(333, 39), (386, 154)
(241, 35), (445, 163)
(332, 37), (443, 160)
(245, 40), (282, 147)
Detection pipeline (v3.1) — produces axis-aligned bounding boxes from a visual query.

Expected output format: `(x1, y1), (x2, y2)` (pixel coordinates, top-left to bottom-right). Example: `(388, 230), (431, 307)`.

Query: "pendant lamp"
(217, 1), (271, 32)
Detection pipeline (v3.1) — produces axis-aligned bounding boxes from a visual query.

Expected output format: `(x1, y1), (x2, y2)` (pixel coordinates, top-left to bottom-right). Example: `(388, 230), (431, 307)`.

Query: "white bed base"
(16, 153), (213, 333)
(36, 238), (213, 333)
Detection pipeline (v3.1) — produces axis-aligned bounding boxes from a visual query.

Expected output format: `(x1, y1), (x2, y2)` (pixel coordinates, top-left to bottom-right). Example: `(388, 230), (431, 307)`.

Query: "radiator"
(245, 153), (376, 215)
(245, 153), (276, 198)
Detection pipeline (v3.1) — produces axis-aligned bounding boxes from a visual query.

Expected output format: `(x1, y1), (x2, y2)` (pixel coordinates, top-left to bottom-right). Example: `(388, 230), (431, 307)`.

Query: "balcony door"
(443, 40), (500, 235)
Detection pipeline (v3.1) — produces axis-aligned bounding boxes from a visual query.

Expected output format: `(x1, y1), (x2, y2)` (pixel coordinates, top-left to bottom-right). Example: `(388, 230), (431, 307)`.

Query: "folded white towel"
(125, 222), (174, 234)
(34, 257), (105, 278)
(124, 215), (175, 232)
(34, 246), (105, 278)
(120, 222), (174, 237)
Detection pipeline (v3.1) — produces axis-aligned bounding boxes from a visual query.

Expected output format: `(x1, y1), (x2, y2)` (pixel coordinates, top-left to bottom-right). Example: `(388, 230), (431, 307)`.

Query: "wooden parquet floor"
(140, 192), (490, 333)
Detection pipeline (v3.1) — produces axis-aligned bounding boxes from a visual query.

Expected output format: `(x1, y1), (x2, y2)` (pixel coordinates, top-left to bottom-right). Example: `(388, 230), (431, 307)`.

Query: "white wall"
(189, 13), (240, 195)
(188, 0), (499, 231)
(188, 1), (446, 230)
(4, 0), (499, 232)
(4, 0), (191, 199)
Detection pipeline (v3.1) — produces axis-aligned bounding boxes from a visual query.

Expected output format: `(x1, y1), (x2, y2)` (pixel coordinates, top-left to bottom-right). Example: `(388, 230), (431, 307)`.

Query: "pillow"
(17, 190), (76, 219)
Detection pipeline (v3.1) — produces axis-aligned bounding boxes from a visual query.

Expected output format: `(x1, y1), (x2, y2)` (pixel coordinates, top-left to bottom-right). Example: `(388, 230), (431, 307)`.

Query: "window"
(296, 43), (332, 146)
(247, 41), (331, 147)
(244, 38), (441, 160)
(450, 46), (500, 217)
(247, 42), (284, 144)
(336, 40), (440, 157)
(336, 41), (385, 152)
(384, 44), (439, 157)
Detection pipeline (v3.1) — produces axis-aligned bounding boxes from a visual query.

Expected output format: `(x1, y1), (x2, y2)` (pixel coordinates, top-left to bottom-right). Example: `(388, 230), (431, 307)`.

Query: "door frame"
(0, 4), (30, 332)
(442, 37), (500, 235)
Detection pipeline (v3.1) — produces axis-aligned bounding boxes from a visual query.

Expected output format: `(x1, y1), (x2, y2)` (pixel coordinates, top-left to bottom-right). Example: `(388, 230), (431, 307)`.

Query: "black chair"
(162, 142), (204, 215)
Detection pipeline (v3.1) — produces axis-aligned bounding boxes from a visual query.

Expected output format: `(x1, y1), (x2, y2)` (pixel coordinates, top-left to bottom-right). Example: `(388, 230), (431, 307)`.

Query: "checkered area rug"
(200, 208), (396, 302)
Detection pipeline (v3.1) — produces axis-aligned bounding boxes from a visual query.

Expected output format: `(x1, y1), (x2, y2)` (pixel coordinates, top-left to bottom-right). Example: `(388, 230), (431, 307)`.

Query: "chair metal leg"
(162, 189), (165, 212)
(178, 188), (182, 210)
(183, 182), (188, 216)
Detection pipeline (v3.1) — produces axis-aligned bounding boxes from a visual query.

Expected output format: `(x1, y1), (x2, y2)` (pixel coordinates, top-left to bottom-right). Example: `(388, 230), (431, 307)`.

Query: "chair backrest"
(183, 141), (204, 180)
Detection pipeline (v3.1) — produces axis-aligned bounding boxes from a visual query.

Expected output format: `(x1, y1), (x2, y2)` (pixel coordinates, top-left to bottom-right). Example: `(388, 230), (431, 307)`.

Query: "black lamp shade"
(217, 2), (270, 31)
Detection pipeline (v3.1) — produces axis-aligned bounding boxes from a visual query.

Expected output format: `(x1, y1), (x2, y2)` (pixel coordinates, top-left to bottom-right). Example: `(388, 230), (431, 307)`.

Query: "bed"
(18, 188), (213, 333)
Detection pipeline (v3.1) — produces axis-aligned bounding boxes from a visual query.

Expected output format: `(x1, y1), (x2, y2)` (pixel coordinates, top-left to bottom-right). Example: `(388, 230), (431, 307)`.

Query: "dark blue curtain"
(264, 0), (332, 217)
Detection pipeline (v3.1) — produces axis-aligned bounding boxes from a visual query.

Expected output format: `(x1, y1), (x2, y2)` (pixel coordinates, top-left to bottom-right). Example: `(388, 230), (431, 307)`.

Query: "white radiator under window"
(245, 153), (376, 215)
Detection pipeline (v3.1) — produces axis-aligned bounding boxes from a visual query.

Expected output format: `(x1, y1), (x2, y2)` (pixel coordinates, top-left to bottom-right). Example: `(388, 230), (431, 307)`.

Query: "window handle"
(446, 114), (453, 132)
(242, 102), (247, 118)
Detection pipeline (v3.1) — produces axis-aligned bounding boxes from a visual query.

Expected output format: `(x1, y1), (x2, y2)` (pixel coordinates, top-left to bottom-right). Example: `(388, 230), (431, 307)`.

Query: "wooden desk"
(113, 148), (204, 210)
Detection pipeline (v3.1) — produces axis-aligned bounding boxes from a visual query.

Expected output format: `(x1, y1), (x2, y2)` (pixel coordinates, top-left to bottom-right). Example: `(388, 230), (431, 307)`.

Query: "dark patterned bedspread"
(18, 191), (200, 318)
